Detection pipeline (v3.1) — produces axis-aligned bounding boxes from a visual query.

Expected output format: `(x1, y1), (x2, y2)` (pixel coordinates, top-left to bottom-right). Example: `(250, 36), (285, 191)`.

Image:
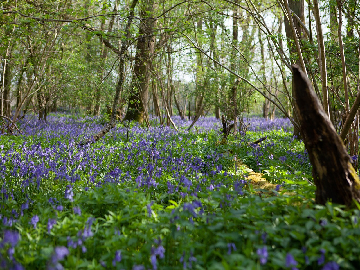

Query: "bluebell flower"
(320, 219), (327, 227)
(20, 202), (29, 215)
(30, 215), (39, 229)
(64, 185), (74, 202)
(257, 246), (268, 265)
(55, 205), (63, 211)
(179, 252), (186, 269)
(322, 261), (339, 270)
(3, 230), (20, 246)
(285, 253), (298, 268)
(150, 254), (157, 270)
(73, 206), (81, 215)
(147, 201), (154, 217)
(47, 219), (57, 233)
(318, 249), (325, 265)
(51, 246), (69, 263)
(227, 243), (236, 255)
(82, 217), (95, 238)
(188, 252), (197, 268)
(112, 250), (121, 266)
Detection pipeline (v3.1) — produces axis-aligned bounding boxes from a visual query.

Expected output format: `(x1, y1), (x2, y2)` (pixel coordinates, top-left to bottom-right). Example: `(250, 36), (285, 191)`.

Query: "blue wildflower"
(322, 261), (339, 270)
(285, 253), (298, 269)
(318, 249), (325, 265)
(227, 243), (236, 255)
(257, 246), (268, 265)
(64, 185), (74, 202)
(73, 206), (81, 215)
(3, 230), (20, 246)
(112, 250), (122, 266)
(49, 246), (69, 270)
(47, 219), (57, 233)
(30, 215), (39, 229)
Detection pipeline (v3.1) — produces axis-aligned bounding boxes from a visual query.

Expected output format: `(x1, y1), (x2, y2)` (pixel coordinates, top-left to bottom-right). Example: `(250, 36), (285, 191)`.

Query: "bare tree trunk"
(188, 100), (191, 120)
(37, 91), (45, 120)
(336, 0), (349, 113)
(94, 5), (116, 116)
(259, 27), (270, 119)
(173, 88), (185, 120)
(110, 0), (139, 123)
(283, 0), (305, 138)
(123, 0), (156, 123)
(292, 64), (360, 207)
(312, 0), (329, 116)
(152, 80), (161, 119)
(1, 48), (12, 117)
(232, 2), (238, 133)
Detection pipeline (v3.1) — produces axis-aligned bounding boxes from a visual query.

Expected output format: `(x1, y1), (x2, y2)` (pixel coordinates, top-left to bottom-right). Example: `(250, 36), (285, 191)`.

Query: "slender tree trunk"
(312, 0), (329, 116)
(259, 28), (270, 119)
(232, 2), (238, 133)
(283, 0), (305, 138)
(1, 47), (12, 117)
(173, 88), (185, 120)
(188, 100), (191, 120)
(336, 0), (349, 113)
(94, 6), (116, 116)
(152, 80), (161, 119)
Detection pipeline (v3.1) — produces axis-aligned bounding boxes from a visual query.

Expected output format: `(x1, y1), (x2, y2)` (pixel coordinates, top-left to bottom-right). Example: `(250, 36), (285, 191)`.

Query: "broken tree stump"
(292, 64), (360, 207)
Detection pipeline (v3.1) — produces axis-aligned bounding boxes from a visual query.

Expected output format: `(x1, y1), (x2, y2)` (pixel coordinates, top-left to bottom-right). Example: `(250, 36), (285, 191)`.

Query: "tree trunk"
(336, 0), (349, 113)
(123, 0), (156, 123)
(312, 0), (329, 116)
(110, 0), (139, 123)
(231, 2), (238, 133)
(188, 100), (191, 120)
(173, 88), (185, 120)
(1, 50), (12, 117)
(292, 64), (360, 207)
(284, 0), (305, 138)
(152, 80), (161, 118)
(93, 7), (116, 116)
(259, 27), (270, 119)
(37, 91), (45, 120)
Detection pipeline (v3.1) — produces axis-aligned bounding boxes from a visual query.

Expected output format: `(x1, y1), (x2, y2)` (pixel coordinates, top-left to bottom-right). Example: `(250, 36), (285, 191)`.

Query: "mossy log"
(292, 64), (360, 207)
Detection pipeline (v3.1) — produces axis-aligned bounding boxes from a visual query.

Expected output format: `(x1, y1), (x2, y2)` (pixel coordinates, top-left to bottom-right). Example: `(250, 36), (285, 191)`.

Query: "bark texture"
(123, 0), (156, 123)
(292, 64), (360, 207)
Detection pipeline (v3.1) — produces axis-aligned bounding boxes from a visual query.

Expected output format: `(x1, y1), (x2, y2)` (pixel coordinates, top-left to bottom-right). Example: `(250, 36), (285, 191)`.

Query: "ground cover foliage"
(0, 115), (359, 270)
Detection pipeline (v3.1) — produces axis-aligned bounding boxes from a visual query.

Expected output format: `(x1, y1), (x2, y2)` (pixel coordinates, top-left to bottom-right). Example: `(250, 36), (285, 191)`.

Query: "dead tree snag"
(292, 64), (360, 207)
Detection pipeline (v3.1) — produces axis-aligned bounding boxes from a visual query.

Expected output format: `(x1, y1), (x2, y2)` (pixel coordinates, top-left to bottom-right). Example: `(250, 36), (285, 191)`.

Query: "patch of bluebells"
(170, 116), (293, 132)
(0, 114), (351, 269)
(1, 115), (233, 223)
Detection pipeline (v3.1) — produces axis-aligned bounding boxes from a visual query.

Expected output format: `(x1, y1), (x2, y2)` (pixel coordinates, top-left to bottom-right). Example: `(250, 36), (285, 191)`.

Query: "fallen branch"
(248, 136), (267, 146)
(0, 115), (23, 135)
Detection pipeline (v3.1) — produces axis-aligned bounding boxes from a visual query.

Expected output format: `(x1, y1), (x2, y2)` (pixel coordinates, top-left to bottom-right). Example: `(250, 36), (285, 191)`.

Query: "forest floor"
(0, 113), (358, 270)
